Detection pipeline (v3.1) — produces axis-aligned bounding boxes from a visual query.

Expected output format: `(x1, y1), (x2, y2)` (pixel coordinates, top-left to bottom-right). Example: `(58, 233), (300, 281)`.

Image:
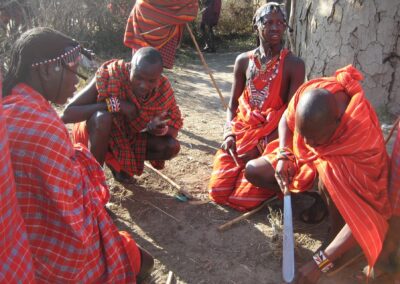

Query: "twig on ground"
(166, 271), (173, 284)
(126, 196), (181, 223)
(218, 196), (278, 231)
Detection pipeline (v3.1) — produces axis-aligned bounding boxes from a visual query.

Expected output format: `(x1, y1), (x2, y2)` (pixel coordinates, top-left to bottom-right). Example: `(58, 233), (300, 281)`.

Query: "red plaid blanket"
(0, 84), (36, 283)
(3, 83), (137, 283)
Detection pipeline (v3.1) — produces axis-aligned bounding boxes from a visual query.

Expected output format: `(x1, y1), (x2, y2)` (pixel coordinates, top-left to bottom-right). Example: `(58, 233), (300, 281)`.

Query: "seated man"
(124, 0), (198, 69)
(245, 65), (391, 281)
(0, 75), (35, 283)
(62, 47), (183, 183)
(208, 2), (305, 211)
(3, 27), (153, 283)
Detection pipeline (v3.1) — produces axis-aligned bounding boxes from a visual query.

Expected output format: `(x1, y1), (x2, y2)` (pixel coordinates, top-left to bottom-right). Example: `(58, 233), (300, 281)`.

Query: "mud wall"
(293, 0), (400, 115)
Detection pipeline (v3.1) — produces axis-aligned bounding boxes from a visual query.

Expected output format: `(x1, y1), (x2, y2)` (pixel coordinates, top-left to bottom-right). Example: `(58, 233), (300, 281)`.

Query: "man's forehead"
(256, 4), (286, 23)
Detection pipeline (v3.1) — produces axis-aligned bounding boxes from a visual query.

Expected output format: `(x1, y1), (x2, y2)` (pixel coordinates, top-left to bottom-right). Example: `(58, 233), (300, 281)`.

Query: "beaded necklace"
(248, 48), (282, 109)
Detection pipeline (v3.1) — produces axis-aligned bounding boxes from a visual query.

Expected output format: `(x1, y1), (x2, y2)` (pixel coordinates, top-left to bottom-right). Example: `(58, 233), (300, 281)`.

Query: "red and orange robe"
(73, 59), (183, 177)
(0, 81), (36, 283)
(3, 83), (141, 283)
(264, 65), (391, 268)
(209, 49), (290, 211)
(389, 121), (400, 216)
(124, 0), (198, 69)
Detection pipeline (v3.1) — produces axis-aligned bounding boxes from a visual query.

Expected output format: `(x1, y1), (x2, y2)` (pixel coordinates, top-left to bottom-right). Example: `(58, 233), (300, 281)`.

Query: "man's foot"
(299, 192), (327, 224)
(110, 168), (136, 184)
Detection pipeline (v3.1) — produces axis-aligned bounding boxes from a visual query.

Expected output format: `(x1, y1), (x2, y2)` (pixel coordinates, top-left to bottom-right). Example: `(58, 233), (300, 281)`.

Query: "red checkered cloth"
(0, 87), (36, 283)
(124, 0), (198, 69)
(96, 59), (183, 176)
(3, 83), (138, 283)
(389, 121), (400, 216)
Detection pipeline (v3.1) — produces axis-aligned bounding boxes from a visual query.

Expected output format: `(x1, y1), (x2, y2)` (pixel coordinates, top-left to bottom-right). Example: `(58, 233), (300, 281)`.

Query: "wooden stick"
(228, 149), (240, 167)
(185, 23), (228, 110)
(385, 116), (400, 145)
(327, 252), (363, 277)
(144, 162), (182, 191)
(218, 196), (278, 231)
(166, 271), (173, 284)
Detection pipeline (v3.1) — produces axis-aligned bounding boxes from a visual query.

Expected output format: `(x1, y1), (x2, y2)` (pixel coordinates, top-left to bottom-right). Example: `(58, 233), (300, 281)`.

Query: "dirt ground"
(93, 49), (396, 284)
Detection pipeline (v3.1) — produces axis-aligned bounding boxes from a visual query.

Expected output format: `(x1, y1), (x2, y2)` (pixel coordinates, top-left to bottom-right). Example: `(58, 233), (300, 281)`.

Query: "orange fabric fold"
(269, 65), (390, 267)
(124, 0), (198, 50)
(233, 49), (289, 155)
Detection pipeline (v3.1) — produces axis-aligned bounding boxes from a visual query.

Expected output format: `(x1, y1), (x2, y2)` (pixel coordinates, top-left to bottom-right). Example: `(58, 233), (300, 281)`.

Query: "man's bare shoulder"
(284, 53), (305, 70)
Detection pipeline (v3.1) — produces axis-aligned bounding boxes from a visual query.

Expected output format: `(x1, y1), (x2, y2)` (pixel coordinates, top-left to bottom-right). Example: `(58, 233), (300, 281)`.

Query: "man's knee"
(244, 158), (276, 186)
(87, 111), (112, 138)
(164, 138), (180, 159)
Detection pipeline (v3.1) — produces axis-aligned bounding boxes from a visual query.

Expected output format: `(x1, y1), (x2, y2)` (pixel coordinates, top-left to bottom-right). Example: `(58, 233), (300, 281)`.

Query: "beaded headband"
(255, 3), (287, 24)
(31, 45), (81, 68)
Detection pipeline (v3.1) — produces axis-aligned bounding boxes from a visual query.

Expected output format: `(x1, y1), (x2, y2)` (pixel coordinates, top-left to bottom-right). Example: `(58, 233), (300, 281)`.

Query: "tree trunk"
(293, 0), (400, 116)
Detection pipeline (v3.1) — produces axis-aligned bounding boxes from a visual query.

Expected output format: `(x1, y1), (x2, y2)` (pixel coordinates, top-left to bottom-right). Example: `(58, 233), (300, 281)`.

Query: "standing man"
(124, 0), (198, 69)
(208, 3), (305, 211)
(200, 0), (222, 53)
(62, 47), (183, 183)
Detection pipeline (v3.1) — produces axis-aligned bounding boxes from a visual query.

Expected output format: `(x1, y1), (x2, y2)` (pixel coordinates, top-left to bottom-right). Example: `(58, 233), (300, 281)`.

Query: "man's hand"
(296, 260), (322, 284)
(221, 136), (236, 154)
(120, 100), (138, 120)
(146, 113), (169, 136)
(275, 159), (296, 194)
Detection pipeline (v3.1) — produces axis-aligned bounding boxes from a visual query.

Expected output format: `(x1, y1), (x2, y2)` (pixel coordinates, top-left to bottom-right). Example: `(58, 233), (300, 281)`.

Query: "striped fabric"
(124, 0), (198, 68)
(265, 65), (391, 268)
(3, 83), (138, 283)
(77, 59), (183, 176)
(0, 83), (36, 283)
(389, 121), (400, 216)
(209, 49), (290, 211)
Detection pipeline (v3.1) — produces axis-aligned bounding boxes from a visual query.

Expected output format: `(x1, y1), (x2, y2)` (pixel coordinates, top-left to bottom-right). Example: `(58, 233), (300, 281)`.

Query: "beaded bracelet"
(313, 250), (334, 273)
(277, 146), (295, 162)
(105, 97), (120, 113)
(223, 121), (234, 140)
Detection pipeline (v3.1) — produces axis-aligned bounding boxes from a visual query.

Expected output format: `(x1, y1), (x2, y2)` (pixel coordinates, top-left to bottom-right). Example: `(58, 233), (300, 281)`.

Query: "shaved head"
(296, 88), (340, 147)
(131, 46), (163, 69)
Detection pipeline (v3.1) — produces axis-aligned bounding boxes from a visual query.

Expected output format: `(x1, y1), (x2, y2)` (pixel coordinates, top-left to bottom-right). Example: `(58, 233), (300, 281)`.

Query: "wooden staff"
(385, 116), (400, 145)
(218, 196), (278, 231)
(185, 23), (228, 110)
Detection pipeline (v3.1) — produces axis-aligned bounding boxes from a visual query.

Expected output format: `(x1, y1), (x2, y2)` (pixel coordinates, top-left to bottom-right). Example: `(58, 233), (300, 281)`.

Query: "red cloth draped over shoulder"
(124, 0), (198, 50)
(285, 65), (390, 267)
(94, 59), (183, 176)
(233, 49), (289, 156)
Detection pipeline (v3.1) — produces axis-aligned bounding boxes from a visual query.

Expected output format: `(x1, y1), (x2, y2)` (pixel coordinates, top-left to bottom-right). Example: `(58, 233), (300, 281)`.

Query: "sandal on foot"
(300, 193), (327, 224)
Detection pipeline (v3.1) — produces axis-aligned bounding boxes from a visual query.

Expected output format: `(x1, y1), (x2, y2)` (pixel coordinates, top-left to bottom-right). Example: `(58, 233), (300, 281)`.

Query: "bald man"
(245, 65), (390, 282)
(62, 47), (183, 183)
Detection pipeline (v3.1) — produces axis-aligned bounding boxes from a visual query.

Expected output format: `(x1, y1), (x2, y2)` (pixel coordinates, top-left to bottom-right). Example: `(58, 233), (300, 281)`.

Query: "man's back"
(4, 83), (135, 283)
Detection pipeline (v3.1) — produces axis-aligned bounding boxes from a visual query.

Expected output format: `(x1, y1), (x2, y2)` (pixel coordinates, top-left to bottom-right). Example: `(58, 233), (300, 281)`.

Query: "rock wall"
(293, 0), (400, 116)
